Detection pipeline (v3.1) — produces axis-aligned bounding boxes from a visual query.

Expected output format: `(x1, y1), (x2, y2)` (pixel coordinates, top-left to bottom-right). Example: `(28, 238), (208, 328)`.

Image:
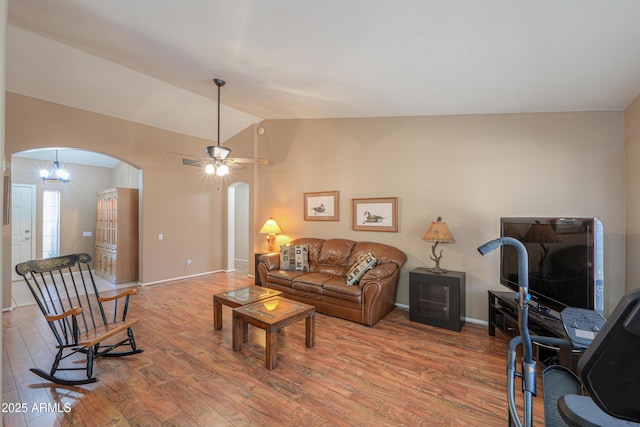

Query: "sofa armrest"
(258, 252), (280, 271)
(358, 263), (402, 325)
(359, 263), (397, 284)
(257, 252), (280, 287)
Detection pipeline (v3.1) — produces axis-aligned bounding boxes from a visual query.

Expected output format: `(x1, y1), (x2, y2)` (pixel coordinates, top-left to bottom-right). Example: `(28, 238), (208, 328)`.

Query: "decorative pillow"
(294, 245), (310, 272)
(346, 251), (377, 286)
(280, 245), (295, 270)
(280, 245), (309, 271)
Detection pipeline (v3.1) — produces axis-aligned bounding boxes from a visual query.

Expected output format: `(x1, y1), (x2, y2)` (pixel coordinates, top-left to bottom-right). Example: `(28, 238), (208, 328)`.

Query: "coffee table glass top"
(217, 286), (281, 303)
(236, 297), (313, 321)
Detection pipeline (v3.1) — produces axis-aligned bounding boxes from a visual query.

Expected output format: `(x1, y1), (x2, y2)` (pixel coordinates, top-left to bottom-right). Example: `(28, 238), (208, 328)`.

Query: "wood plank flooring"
(3, 271), (545, 426)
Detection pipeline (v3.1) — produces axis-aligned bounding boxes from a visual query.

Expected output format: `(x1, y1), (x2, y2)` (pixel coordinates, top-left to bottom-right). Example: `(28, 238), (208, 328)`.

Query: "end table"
(409, 268), (466, 331)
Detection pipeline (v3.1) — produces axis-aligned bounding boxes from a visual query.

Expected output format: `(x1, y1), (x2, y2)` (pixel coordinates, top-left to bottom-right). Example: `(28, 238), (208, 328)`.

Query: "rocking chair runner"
(15, 253), (143, 385)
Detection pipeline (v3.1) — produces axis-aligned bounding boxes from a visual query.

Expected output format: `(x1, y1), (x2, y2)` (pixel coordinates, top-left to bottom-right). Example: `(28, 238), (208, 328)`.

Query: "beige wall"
(625, 93), (640, 292)
(3, 91), (629, 322)
(4, 93), (258, 289)
(255, 112), (626, 321)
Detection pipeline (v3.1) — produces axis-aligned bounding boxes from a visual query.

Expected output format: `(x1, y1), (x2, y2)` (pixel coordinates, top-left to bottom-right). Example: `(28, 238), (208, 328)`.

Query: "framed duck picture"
(352, 197), (398, 232)
(304, 191), (339, 221)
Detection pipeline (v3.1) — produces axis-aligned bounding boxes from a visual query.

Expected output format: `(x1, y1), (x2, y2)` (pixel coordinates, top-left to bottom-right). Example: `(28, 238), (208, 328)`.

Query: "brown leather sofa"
(257, 238), (407, 326)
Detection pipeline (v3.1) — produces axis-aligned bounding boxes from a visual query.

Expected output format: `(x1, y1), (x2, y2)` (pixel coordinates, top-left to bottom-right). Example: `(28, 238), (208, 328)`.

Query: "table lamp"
(422, 216), (455, 274)
(259, 217), (282, 252)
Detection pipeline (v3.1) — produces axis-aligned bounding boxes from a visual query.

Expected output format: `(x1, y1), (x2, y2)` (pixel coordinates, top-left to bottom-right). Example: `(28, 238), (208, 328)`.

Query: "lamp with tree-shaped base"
(422, 216), (455, 274)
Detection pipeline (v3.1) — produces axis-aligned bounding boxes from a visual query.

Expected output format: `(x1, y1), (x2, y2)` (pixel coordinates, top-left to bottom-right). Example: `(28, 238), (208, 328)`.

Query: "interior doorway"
(7, 149), (141, 309)
(227, 182), (249, 274)
(11, 184), (36, 281)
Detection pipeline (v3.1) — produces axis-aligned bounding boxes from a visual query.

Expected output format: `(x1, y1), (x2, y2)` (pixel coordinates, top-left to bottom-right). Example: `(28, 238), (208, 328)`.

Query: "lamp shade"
(524, 222), (560, 243)
(259, 217), (282, 234)
(423, 216), (455, 243)
(259, 217), (282, 253)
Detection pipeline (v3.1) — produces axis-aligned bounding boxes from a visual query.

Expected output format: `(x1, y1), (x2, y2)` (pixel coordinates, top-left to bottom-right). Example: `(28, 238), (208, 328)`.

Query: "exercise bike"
(479, 237), (640, 426)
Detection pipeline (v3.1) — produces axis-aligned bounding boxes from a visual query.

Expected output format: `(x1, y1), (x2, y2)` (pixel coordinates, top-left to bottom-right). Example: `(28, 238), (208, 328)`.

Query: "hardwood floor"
(3, 271), (545, 426)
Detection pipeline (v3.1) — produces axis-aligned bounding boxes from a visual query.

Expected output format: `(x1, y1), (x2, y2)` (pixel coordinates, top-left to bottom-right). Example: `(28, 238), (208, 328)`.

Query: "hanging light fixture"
(39, 150), (70, 183)
(204, 78), (231, 176)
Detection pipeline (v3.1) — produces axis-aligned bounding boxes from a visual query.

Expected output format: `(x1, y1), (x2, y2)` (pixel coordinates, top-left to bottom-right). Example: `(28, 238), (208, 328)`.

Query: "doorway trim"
(227, 182), (249, 273)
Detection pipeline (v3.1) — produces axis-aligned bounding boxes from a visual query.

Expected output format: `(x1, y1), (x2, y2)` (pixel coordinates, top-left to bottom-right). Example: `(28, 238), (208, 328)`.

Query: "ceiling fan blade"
(182, 159), (208, 167)
(228, 157), (268, 164)
(166, 151), (210, 160)
(166, 150), (196, 157)
(227, 162), (246, 170)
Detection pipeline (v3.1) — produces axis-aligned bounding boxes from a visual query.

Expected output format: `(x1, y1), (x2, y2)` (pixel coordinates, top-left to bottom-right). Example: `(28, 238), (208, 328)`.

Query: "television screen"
(500, 217), (604, 315)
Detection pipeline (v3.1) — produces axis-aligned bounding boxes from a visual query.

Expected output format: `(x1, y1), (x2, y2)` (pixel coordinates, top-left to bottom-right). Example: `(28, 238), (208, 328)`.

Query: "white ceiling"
(7, 0), (640, 144)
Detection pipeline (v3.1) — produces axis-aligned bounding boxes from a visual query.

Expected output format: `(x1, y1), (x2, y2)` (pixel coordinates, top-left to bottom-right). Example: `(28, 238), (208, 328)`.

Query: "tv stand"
(524, 300), (559, 321)
(489, 290), (580, 373)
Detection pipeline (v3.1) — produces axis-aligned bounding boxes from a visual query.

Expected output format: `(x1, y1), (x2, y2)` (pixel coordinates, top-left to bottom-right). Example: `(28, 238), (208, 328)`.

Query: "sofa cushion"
(292, 272), (332, 294)
(317, 239), (356, 267)
(315, 265), (348, 276)
(266, 269), (307, 287)
(324, 277), (363, 303)
(346, 251), (377, 285)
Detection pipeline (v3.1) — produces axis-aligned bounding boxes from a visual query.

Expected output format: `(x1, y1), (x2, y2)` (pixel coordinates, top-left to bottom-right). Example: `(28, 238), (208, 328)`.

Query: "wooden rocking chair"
(15, 253), (143, 385)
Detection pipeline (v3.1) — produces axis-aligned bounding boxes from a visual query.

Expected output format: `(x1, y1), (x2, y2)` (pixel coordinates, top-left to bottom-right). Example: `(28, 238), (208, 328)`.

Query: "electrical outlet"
(158, 233), (164, 241)
(187, 259), (192, 266)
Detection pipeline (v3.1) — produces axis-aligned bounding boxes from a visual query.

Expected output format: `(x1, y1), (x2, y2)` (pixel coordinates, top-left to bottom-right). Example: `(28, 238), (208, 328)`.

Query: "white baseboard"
(139, 270), (226, 287)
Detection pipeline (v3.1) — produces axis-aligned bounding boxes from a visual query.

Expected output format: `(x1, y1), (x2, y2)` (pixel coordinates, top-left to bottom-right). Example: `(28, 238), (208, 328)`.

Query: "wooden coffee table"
(232, 296), (316, 370)
(213, 286), (282, 330)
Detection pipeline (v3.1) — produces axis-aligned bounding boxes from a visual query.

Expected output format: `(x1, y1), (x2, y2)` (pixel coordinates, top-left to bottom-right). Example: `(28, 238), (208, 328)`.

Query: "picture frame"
(352, 197), (398, 232)
(304, 191), (339, 221)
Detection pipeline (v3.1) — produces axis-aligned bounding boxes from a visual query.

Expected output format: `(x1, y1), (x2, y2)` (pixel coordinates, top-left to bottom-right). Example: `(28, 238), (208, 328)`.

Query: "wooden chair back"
(14, 253), (142, 385)
(15, 253), (129, 346)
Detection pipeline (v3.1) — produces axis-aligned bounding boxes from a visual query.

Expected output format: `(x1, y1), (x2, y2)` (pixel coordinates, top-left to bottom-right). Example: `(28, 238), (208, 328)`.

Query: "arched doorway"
(7, 148), (141, 308)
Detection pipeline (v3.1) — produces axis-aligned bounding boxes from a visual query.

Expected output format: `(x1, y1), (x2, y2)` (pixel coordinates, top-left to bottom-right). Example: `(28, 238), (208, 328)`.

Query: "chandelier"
(39, 150), (70, 183)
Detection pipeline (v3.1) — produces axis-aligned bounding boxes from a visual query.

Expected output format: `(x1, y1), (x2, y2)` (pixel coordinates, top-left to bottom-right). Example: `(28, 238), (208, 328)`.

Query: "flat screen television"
(500, 217), (604, 316)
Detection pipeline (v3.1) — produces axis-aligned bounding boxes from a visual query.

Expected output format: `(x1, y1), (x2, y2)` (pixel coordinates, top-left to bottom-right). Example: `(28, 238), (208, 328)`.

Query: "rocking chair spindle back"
(15, 253), (143, 385)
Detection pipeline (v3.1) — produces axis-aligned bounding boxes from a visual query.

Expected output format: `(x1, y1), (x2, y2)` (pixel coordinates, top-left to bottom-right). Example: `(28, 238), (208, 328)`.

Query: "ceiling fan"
(169, 78), (267, 176)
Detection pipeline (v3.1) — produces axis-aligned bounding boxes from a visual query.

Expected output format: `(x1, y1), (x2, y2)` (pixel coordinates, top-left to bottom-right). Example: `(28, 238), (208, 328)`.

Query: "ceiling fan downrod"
(213, 78), (225, 147)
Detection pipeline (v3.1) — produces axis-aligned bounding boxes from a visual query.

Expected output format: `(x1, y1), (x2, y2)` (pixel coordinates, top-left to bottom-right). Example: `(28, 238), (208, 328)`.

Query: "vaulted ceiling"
(7, 0), (640, 142)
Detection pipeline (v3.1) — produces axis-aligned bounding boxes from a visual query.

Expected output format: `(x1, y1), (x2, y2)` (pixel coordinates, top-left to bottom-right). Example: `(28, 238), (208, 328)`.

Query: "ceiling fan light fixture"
(206, 145), (231, 160)
(205, 164), (215, 174)
(216, 164), (229, 176)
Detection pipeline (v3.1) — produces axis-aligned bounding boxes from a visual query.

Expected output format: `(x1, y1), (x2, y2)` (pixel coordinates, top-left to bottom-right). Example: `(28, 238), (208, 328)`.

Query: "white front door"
(11, 184), (36, 281)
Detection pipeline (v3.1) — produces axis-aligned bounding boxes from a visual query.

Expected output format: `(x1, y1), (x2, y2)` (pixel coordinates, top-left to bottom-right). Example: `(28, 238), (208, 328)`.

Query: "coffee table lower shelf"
(232, 296), (316, 370)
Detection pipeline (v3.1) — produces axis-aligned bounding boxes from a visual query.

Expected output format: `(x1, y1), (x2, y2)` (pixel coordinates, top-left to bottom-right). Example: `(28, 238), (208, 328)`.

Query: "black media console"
(488, 290), (581, 373)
